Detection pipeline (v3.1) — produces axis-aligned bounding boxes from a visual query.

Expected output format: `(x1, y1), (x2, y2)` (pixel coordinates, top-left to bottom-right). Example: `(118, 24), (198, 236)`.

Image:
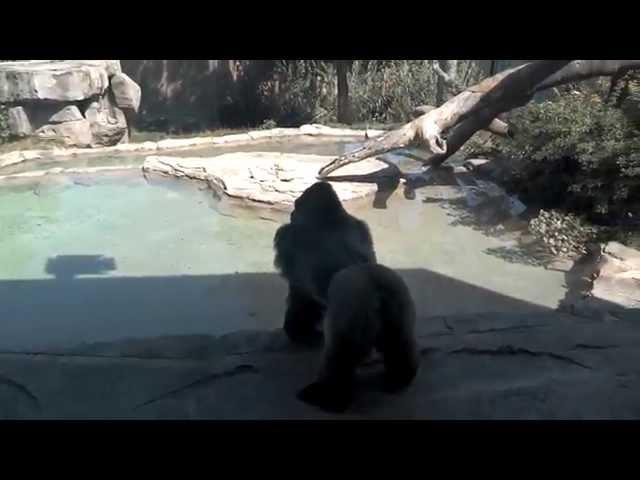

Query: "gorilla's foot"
(297, 381), (353, 413)
(383, 366), (419, 394)
(283, 327), (324, 348)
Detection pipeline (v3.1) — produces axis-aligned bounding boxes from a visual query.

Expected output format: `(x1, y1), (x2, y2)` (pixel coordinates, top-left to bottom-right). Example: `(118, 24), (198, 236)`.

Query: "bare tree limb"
(318, 60), (570, 178)
(534, 60), (640, 93)
(433, 62), (464, 95)
(319, 60), (640, 179)
(412, 105), (511, 137)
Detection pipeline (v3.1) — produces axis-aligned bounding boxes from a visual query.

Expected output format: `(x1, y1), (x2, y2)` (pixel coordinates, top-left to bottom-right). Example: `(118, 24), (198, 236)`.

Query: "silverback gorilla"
(273, 181), (419, 413)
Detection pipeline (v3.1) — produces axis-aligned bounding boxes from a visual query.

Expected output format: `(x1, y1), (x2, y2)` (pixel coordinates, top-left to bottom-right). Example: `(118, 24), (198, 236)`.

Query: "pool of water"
(0, 143), (568, 352)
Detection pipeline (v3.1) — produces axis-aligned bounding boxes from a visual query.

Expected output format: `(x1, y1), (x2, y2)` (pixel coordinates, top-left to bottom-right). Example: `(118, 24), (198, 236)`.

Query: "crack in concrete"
(450, 345), (593, 370)
(0, 373), (40, 410)
(466, 324), (549, 335)
(570, 344), (620, 351)
(133, 364), (259, 410)
(0, 350), (201, 363)
(361, 346), (439, 368)
(417, 331), (453, 339)
(443, 318), (454, 331)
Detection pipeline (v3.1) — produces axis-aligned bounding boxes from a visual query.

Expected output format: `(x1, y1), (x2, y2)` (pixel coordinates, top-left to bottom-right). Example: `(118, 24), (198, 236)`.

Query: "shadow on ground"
(0, 254), (554, 353)
(0, 254), (639, 419)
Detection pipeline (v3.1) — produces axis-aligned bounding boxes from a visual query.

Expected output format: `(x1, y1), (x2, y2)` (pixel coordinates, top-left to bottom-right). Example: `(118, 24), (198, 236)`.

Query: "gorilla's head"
(291, 181), (345, 225)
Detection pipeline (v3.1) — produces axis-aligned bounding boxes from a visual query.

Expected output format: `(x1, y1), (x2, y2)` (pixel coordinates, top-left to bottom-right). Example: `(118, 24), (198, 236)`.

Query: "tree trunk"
(436, 60), (458, 105)
(336, 61), (352, 125)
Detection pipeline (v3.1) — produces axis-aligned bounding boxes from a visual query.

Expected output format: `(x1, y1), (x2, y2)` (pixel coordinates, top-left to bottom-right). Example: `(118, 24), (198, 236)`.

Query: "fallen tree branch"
(411, 105), (511, 137)
(318, 60), (570, 177)
(319, 60), (640, 178)
(534, 60), (640, 93)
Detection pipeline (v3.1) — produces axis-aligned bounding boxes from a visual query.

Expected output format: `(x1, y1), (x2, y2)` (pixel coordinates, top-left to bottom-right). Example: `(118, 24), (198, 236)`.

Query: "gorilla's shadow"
(0, 254), (557, 355)
(323, 165), (402, 209)
(324, 161), (471, 209)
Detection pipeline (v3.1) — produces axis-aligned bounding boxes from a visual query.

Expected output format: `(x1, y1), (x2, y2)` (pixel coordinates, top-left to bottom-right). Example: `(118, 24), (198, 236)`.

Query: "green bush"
(497, 92), (640, 225)
(0, 105), (9, 143)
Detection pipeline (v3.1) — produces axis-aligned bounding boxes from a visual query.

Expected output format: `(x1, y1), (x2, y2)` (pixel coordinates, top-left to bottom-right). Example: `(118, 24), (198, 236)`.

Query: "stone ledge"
(0, 124), (384, 171)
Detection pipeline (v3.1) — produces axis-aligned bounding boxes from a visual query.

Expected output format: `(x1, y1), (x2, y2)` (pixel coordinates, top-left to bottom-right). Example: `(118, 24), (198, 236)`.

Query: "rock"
(143, 152), (386, 206)
(48, 105), (84, 124)
(0, 61), (136, 147)
(34, 119), (93, 148)
(299, 123), (383, 138)
(0, 60), (111, 103)
(247, 128), (300, 140)
(84, 95), (128, 146)
(603, 242), (640, 268)
(110, 73), (142, 113)
(7, 106), (32, 137)
(96, 60), (122, 77)
(463, 158), (491, 171)
(565, 242), (640, 317)
(590, 242), (640, 309)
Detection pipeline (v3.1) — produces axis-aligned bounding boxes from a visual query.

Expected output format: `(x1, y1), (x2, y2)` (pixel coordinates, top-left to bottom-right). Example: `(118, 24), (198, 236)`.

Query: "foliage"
(348, 60), (437, 123)
(0, 61), (15, 143)
(497, 92), (640, 225)
(0, 105), (9, 143)
(257, 60), (336, 127)
(257, 60), (486, 126)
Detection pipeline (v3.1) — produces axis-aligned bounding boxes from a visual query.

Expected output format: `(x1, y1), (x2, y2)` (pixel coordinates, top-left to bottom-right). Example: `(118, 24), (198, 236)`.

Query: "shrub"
(0, 105), (9, 143)
(257, 60), (485, 127)
(496, 92), (640, 225)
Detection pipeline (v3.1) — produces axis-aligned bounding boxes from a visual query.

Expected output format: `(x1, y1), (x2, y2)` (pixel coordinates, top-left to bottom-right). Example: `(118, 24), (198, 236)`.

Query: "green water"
(0, 147), (568, 352)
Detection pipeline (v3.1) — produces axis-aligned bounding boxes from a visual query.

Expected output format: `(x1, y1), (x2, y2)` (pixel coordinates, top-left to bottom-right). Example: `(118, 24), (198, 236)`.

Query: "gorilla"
(273, 182), (419, 412)
(274, 181), (377, 346)
(298, 263), (419, 413)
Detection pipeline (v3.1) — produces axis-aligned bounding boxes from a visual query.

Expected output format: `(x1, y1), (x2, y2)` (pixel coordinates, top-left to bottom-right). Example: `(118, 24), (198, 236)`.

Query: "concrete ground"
(2, 309), (640, 419)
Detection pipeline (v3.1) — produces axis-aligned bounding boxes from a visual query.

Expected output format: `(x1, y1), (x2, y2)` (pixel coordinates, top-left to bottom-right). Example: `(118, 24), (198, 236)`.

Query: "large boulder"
(84, 95), (128, 146)
(143, 152), (387, 206)
(7, 106), (32, 137)
(564, 241), (640, 318)
(590, 242), (640, 309)
(0, 61), (113, 103)
(0, 60), (140, 147)
(48, 105), (84, 123)
(34, 119), (93, 148)
(110, 73), (141, 113)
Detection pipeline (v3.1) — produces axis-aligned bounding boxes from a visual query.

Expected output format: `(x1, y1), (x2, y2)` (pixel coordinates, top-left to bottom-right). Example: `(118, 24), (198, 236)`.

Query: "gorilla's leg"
(298, 331), (372, 413)
(376, 332), (420, 393)
(283, 285), (325, 346)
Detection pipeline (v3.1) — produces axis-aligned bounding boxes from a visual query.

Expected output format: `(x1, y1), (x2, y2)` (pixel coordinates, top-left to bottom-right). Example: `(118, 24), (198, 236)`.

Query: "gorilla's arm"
(352, 218), (377, 264)
(274, 224), (327, 305)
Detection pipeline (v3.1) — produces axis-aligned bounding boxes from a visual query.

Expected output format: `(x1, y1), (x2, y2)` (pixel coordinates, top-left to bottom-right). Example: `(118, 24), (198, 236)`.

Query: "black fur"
(274, 182), (376, 345)
(297, 263), (419, 413)
(273, 182), (418, 413)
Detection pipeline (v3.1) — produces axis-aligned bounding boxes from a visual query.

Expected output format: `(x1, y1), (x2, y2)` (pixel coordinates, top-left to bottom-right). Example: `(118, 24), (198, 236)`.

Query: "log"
(319, 60), (640, 178)
(412, 105), (511, 137)
(534, 60), (640, 92)
(319, 60), (571, 177)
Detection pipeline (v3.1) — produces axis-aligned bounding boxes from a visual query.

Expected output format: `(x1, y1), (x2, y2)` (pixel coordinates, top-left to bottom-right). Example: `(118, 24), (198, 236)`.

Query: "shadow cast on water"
(0, 254), (559, 354)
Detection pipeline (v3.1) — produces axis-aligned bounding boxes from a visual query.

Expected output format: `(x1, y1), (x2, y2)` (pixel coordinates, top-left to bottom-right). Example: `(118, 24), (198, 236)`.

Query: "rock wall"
(0, 60), (141, 147)
(121, 60), (276, 131)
